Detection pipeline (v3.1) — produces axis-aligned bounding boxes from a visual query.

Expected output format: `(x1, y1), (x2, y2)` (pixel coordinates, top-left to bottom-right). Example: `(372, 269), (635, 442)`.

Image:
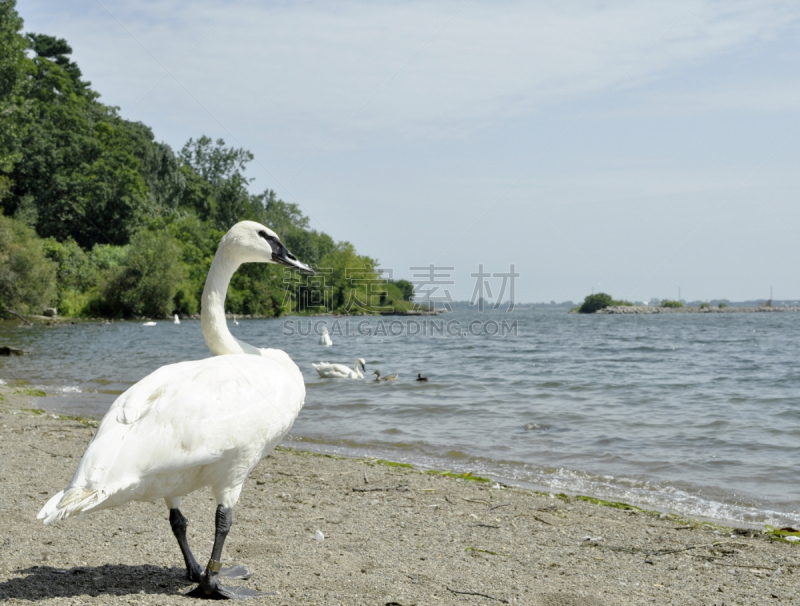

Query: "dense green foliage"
(577, 293), (634, 314)
(0, 1), (393, 318)
(0, 213), (56, 313)
(661, 299), (683, 308)
(578, 293), (612, 313)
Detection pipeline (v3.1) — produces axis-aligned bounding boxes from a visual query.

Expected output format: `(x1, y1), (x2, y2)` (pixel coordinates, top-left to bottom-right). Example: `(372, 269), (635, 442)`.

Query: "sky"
(17, 0), (800, 303)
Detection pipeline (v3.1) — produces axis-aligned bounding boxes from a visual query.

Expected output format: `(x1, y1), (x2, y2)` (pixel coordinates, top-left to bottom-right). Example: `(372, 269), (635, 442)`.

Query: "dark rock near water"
(0, 346), (27, 355)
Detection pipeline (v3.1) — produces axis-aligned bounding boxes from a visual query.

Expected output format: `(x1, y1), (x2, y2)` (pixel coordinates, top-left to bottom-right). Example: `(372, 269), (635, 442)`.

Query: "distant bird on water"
(142, 321), (156, 327)
(173, 314), (180, 325)
(416, 373), (429, 382)
(313, 358), (366, 379)
(318, 326), (333, 346)
(373, 370), (398, 382)
(37, 221), (315, 599)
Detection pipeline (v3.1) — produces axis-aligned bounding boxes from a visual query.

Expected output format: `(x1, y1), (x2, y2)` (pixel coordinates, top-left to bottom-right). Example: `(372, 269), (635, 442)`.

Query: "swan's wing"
(314, 362), (353, 378)
(70, 355), (305, 493)
(312, 362), (331, 376)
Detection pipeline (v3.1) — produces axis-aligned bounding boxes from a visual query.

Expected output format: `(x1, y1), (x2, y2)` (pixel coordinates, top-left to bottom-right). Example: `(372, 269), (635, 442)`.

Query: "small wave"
(523, 423), (547, 431)
(285, 434), (800, 527)
(58, 386), (82, 394)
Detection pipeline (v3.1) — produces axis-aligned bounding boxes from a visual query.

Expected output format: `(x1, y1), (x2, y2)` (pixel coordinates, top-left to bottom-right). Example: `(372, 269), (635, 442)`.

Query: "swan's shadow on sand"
(0, 564), (196, 601)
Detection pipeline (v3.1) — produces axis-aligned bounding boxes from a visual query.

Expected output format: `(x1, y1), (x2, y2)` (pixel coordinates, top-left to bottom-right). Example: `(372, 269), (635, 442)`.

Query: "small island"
(572, 293), (800, 314)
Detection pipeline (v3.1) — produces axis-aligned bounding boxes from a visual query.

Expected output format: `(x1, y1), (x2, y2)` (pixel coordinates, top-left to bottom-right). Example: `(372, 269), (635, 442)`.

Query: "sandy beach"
(0, 387), (797, 605)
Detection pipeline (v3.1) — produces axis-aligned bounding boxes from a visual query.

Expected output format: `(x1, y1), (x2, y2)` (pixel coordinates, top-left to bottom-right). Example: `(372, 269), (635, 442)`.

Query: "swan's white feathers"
(312, 359), (365, 379)
(40, 354), (304, 522)
(37, 221), (311, 528)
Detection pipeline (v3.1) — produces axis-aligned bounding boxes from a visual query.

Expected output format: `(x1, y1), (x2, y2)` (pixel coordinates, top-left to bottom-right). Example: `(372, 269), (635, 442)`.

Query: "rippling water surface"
(1, 308), (798, 526)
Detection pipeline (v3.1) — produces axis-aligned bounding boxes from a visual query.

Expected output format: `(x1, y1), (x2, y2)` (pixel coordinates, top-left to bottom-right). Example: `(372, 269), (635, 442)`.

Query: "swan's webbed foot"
(184, 583), (270, 600)
(187, 564), (251, 584)
(183, 505), (267, 600)
(218, 565), (252, 581)
(184, 564), (267, 600)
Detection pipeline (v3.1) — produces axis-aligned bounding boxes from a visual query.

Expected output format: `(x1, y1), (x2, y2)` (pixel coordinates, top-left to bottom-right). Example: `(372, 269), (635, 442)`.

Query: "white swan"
(233, 314), (239, 326)
(173, 314), (180, 325)
(318, 326), (332, 346)
(312, 358), (365, 379)
(142, 321), (156, 326)
(37, 221), (314, 599)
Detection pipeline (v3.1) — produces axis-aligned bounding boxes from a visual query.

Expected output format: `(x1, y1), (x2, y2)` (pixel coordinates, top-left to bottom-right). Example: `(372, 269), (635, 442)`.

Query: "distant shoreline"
(594, 305), (800, 314)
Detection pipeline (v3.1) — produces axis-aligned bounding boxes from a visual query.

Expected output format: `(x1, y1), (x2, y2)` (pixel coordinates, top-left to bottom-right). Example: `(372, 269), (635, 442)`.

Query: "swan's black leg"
(170, 508), (203, 582)
(185, 505), (266, 600)
(171, 508), (252, 585)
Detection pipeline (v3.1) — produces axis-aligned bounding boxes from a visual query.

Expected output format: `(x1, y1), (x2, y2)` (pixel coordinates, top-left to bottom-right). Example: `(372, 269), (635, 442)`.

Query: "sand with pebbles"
(0, 387), (797, 605)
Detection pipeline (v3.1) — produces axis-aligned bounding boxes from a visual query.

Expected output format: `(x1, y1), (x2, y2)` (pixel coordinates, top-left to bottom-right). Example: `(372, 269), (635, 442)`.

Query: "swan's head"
(321, 327), (329, 335)
(357, 358), (366, 371)
(220, 221), (315, 275)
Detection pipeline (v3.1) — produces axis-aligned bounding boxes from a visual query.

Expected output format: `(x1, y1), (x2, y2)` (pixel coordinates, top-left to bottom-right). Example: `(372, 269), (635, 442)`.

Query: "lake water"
(1, 308), (798, 527)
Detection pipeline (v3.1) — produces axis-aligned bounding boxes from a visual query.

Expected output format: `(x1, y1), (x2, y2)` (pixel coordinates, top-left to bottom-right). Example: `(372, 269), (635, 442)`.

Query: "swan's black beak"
(272, 243), (315, 276)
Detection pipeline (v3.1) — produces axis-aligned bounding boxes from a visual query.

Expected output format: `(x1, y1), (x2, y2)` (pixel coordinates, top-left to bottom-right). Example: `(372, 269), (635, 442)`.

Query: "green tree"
(255, 191), (335, 268)
(3, 33), (154, 246)
(97, 231), (185, 318)
(0, 213), (56, 313)
(0, 0), (30, 176)
(316, 243), (380, 313)
(578, 293), (613, 314)
(392, 279), (414, 301)
(179, 136), (256, 229)
(0, 1), (384, 319)
(43, 237), (96, 315)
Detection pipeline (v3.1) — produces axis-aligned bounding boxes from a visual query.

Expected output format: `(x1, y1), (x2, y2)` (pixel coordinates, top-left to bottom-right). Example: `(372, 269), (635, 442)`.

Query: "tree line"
(0, 1), (412, 318)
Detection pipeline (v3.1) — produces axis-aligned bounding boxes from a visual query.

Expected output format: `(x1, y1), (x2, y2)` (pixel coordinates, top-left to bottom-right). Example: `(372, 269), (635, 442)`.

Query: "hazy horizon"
(17, 0), (800, 303)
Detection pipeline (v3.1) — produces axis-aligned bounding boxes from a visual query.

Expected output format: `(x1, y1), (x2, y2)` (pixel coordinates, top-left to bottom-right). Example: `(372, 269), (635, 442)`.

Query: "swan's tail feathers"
(37, 487), (108, 524)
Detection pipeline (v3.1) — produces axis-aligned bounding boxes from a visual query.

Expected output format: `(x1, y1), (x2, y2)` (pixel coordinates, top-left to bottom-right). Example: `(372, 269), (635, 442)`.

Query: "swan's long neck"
(201, 249), (259, 356)
(354, 361), (363, 378)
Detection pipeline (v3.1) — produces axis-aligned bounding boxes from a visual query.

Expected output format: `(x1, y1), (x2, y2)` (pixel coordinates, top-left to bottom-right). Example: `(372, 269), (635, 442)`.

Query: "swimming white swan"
(312, 358), (365, 379)
(142, 321), (156, 326)
(173, 314), (180, 325)
(318, 326), (332, 346)
(233, 314), (239, 326)
(37, 221), (314, 599)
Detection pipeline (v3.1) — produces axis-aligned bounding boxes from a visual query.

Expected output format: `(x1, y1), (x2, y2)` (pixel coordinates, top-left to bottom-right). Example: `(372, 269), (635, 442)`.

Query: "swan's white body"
(39, 221), (312, 524)
(318, 327), (332, 346)
(142, 321), (156, 327)
(312, 358), (365, 379)
(173, 314), (180, 324)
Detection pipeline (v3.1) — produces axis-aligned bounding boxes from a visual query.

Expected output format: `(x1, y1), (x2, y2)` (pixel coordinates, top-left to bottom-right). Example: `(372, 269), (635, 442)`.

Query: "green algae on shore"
(7, 404), (792, 540)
